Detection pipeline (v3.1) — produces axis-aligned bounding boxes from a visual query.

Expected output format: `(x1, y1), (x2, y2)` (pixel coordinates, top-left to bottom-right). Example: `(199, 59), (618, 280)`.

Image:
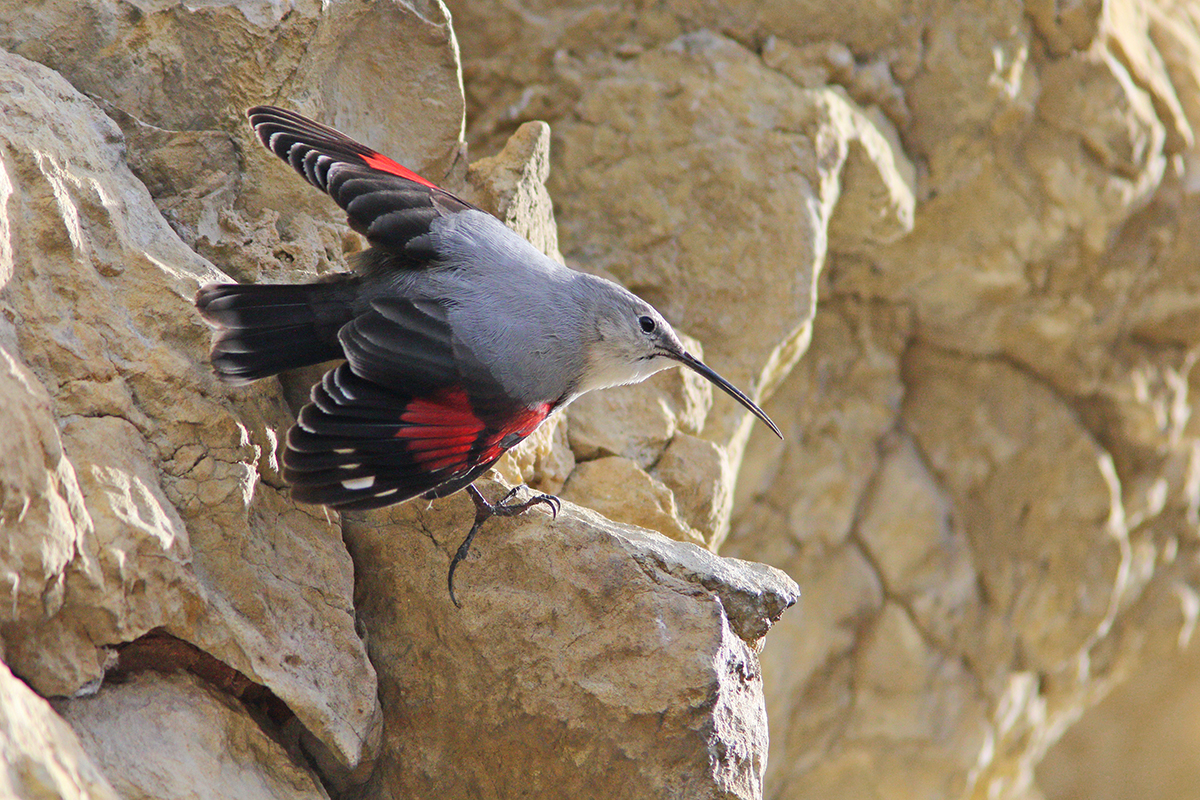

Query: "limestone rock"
(465, 119), (562, 261)
(0, 0), (464, 177)
(445, 3), (1200, 797)
(340, 480), (798, 800)
(55, 671), (328, 800)
(561, 456), (705, 546)
(10, 0), (1200, 796)
(0, 49), (377, 775)
(855, 440), (980, 651)
(0, 660), (119, 800)
(711, 1), (1200, 797)
(0, 345), (93, 638)
(2, 7), (802, 798)
(465, 119), (576, 494)
(1038, 634), (1200, 800)
(2, 0), (468, 308)
(475, 26), (915, 565)
(549, 31), (913, 444)
(902, 348), (1127, 673)
(651, 433), (736, 547)
(491, 412), (576, 496)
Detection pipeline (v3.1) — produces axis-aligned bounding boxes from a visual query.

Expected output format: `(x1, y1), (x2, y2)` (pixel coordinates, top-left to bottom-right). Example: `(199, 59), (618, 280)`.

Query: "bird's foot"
(478, 484), (562, 519)
(447, 484), (561, 608)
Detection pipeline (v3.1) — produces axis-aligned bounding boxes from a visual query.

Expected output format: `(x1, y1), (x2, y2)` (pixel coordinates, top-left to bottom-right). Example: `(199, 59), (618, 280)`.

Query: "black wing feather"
(246, 106), (474, 258)
(279, 300), (536, 509)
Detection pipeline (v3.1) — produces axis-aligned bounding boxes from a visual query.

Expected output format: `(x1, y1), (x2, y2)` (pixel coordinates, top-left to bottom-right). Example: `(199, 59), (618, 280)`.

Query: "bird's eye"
(638, 316), (656, 334)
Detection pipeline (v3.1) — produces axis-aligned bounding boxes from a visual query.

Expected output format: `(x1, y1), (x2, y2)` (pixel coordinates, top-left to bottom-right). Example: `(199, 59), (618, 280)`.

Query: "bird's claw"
(541, 494), (561, 519)
(482, 485), (559, 519)
(447, 484), (562, 608)
(491, 489), (559, 520)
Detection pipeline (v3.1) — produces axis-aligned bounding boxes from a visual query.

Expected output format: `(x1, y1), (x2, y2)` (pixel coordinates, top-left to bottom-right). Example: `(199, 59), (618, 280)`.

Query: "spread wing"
(247, 106), (476, 260)
(282, 298), (551, 510)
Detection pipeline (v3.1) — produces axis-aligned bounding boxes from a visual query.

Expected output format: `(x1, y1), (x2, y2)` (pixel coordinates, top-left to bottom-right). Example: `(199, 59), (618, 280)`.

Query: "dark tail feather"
(196, 278), (359, 383)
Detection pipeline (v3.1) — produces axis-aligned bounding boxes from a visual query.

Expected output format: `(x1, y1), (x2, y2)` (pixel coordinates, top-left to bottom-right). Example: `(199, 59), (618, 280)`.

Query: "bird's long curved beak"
(673, 351), (783, 439)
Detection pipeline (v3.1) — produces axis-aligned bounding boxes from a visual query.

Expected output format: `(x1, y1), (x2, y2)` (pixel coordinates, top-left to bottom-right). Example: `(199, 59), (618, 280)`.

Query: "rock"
(0, 344), (93, 643)
(855, 440), (981, 651)
(465, 120), (563, 261)
(490, 412), (576, 496)
(716, 1), (1200, 795)
(465, 119), (577, 495)
(729, 297), (909, 553)
(561, 456), (705, 546)
(0, 49), (378, 776)
(55, 671), (328, 800)
(549, 31), (914, 444)
(2, 8), (802, 796)
(1038, 633), (1200, 800)
(843, 603), (987, 792)
(1105, 0), (1193, 153)
(9, 0), (1200, 795)
(651, 433), (736, 547)
(1, 0), (468, 312)
(339, 480), (798, 800)
(903, 347), (1127, 675)
(478, 28), (916, 563)
(0, 0), (464, 176)
(0, 659), (118, 800)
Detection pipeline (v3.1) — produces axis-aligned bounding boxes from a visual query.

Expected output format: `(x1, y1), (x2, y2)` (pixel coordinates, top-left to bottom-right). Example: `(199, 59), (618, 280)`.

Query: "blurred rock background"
(2, 0), (1200, 798)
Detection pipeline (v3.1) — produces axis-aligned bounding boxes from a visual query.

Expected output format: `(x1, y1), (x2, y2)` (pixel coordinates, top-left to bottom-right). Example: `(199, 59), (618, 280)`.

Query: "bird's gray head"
(578, 277), (782, 438)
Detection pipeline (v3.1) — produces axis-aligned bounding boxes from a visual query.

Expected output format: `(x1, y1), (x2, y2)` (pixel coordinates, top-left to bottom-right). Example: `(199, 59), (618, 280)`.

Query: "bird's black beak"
(672, 351), (783, 439)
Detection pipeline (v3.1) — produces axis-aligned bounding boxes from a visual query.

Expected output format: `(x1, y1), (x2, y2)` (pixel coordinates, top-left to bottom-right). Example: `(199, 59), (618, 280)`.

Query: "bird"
(196, 106), (782, 605)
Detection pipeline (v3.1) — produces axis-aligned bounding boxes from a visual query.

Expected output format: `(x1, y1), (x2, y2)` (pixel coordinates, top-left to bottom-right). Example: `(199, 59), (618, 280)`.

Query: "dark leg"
(447, 484), (561, 608)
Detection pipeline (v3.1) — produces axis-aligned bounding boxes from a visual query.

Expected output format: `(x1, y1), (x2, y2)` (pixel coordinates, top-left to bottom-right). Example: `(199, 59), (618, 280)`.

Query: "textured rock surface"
(6, 0), (1200, 798)
(343, 482), (796, 800)
(0, 661), (118, 800)
(0, 38), (377, 783)
(447, 0), (1200, 798)
(547, 31), (914, 447)
(1037, 637), (1200, 800)
(0, 2), (797, 799)
(55, 671), (329, 800)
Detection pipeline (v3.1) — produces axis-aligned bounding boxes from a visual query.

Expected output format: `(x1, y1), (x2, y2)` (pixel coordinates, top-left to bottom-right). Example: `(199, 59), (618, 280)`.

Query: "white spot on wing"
(376, 488), (399, 498)
(342, 476), (375, 491)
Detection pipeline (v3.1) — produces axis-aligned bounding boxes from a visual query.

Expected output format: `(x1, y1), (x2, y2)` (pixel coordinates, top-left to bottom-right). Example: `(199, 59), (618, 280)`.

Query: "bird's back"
(389, 208), (593, 409)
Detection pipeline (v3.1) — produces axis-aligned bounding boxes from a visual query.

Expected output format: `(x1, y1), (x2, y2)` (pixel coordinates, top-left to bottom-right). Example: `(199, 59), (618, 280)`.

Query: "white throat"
(578, 347), (671, 395)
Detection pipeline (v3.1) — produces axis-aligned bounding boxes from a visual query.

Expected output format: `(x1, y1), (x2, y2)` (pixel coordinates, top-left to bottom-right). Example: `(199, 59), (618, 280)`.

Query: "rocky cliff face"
(1, 1), (1198, 799)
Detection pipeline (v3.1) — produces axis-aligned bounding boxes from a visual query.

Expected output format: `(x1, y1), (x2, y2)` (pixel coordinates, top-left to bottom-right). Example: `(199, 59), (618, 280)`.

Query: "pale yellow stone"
(651, 433), (733, 547)
(466, 120), (563, 262)
(340, 481), (796, 800)
(566, 349), (712, 468)
(0, 50), (378, 776)
(8, 0), (1200, 795)
(0, 660), (118, 800)
(550, 31), (913, 445)
(57, 671), (328, 800)
(561, 456), (705, 546)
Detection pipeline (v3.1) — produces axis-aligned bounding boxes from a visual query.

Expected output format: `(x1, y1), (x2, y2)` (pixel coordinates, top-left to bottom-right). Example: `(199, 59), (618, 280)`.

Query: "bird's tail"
(195, 277), (359, 384)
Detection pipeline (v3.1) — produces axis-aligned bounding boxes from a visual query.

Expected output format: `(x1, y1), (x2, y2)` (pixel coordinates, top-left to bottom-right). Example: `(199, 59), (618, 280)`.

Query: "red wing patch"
(394, 388), (552, 472)
(478, 403), (553, 463)
(396, 387), (483, 471)
(362, 151), (439, 190)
